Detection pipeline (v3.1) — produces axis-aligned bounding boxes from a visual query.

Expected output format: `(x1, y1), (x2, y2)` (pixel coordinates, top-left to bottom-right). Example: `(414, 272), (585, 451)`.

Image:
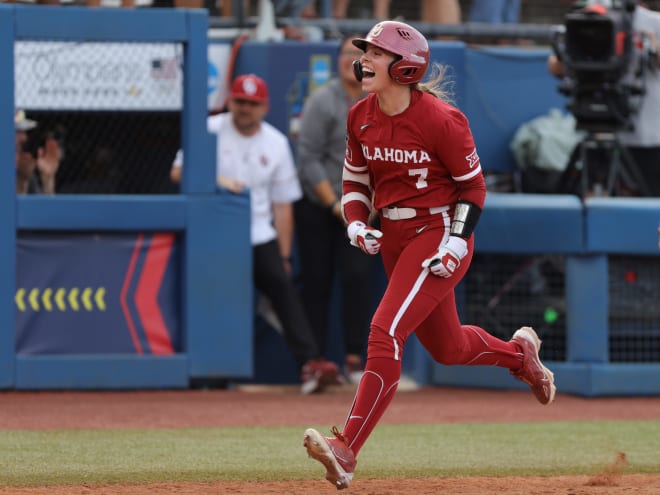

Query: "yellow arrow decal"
(68, 287), (80, 311)
(42, 288), (53, 311)
(95, 287), (106, 311)
(15, 288), (26, 312)
(28, 288), (40, 311)
(55, 288), (67, 311)
(82, 288), (93, 311)
(18, 287), (107, 312)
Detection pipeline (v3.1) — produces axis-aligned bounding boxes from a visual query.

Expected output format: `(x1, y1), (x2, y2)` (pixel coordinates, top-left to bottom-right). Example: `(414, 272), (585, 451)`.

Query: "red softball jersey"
(342, 90), (486, 225)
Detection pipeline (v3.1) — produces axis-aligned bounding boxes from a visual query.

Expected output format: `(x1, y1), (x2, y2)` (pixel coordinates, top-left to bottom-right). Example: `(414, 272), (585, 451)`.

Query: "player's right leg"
(303, 427), (356, 490)
(416, 302), (556, 405)
(509, 326), (556, 404)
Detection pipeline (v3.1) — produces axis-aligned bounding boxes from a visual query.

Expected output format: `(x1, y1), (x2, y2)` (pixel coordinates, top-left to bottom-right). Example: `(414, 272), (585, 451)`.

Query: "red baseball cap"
(229, 74), (269, 103)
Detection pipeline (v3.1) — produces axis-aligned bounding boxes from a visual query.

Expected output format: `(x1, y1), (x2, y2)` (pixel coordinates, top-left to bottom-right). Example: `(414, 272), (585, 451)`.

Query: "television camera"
(553, 0), (653, 132)
(552, 0), (655, 197)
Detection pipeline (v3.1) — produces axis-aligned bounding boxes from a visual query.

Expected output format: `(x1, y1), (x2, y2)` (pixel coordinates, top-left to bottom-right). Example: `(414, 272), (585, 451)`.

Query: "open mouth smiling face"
(361, 67), (376, 78)
(362, 66), (376, 79)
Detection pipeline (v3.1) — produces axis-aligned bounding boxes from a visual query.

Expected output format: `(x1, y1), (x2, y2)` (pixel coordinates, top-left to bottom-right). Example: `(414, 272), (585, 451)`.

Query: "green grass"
(0, 421), (658, 486)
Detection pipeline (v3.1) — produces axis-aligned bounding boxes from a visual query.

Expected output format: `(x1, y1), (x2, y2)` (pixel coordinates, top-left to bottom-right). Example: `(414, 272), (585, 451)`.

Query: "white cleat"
(303, 427), (356, 490)
(511, 326), (557, 405)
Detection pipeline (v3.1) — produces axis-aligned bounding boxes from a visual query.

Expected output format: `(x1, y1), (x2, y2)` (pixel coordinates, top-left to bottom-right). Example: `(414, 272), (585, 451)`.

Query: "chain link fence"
(609, 255), (660, 362)
(464, 253), (660, 364)
(464, 254), (567, 362)
(16, 41), (183, 194)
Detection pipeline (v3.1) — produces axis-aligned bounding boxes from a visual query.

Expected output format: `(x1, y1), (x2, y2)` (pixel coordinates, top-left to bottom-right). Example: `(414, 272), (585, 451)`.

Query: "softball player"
(304, 21), (556, 490)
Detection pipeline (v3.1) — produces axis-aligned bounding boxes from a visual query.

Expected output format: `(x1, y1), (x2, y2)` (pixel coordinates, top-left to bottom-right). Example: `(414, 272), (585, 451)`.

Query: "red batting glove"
(422, 236), (468, 278)
(347, 221), (383, 255)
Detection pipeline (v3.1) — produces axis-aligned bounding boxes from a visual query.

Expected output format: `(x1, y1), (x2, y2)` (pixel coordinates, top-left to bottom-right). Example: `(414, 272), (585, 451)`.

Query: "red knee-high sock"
(342, 356), (400, 457)
(462, 325), (523, 369)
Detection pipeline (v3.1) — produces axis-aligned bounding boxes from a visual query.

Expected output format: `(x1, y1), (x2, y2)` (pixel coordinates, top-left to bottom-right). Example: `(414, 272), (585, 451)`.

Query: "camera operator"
(14, 109), (62, 195)
(548, 1), (660, 196)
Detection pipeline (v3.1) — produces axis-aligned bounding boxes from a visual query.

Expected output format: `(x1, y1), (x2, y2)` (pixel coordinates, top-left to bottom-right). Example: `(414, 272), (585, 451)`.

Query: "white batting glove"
(347, 221), (383, 255)
(422, 236), (468, 278)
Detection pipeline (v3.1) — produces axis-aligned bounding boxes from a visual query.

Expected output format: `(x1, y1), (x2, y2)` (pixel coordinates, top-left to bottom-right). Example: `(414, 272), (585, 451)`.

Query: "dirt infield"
(1, 386), (659, 494)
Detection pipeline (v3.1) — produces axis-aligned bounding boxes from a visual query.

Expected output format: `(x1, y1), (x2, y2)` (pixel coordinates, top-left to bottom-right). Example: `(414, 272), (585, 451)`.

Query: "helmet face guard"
(352, 21), (430, 84)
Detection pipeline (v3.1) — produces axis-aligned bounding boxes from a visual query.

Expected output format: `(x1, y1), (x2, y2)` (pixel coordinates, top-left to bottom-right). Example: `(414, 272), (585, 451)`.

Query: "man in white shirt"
(171, 74), (339, 393)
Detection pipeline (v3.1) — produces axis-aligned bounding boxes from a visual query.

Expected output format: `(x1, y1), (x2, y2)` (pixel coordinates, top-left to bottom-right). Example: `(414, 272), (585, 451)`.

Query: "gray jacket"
(296, 78), (362, 206)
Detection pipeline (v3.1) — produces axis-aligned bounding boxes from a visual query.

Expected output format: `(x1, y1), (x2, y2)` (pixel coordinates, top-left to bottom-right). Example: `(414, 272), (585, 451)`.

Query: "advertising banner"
(15, 41), (231, 111)
(15, 233), (181, 355)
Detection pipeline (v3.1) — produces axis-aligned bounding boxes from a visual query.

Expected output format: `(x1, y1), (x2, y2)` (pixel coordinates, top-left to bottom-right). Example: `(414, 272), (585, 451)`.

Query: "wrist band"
(449, 200), (482, 239)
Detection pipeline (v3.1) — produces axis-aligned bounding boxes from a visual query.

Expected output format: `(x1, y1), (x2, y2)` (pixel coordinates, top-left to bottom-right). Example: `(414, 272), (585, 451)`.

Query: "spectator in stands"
(332, 0), (389, 19)
(84, 0), (138, 7)
(294, 34), (373, 384)
(15, 110), (61, 195)
(170, 74), (340, 394)
(273, 0), (316, 17)
(468, 0), (521, 24)
(421, 0), (461, 25)
(547, 1), (660, 196)
(420, 0), (461, 40)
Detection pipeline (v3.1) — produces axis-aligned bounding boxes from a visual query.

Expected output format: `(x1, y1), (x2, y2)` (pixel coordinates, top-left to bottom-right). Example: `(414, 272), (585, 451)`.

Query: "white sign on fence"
(15, 41), (230, 111)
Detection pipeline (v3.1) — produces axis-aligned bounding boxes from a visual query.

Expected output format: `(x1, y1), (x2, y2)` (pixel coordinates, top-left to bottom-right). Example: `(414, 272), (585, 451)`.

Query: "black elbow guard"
(449, 200), (482, 239)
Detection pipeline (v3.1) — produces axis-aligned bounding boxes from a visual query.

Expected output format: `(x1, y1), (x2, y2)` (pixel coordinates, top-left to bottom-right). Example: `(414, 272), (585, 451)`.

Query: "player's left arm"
(423, 109), (486, 277)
